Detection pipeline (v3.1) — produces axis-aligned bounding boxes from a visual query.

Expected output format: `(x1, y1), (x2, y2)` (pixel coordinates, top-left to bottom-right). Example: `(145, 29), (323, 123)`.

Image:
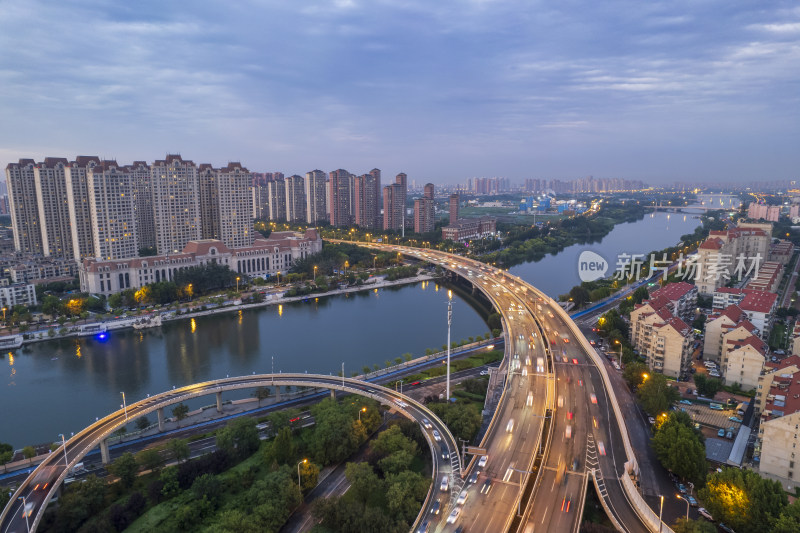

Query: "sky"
(1, 0), (799, 185)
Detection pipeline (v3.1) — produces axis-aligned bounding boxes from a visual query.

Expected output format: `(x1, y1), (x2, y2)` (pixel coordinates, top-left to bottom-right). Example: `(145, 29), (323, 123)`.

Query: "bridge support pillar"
(330, 389), (336, 400)
(100, 439), (110, 465)
(274, 386), (281, 401)
(216, 392), (223, 413)
(157, 408), (165, 432)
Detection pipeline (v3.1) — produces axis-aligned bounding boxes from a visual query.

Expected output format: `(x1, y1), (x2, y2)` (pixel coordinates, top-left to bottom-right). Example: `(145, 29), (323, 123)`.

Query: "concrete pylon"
(157, 407), (165, 432)
(330, 389), (336, 400)
(100, 439), (110, 464)
(216, 392), (223, 413)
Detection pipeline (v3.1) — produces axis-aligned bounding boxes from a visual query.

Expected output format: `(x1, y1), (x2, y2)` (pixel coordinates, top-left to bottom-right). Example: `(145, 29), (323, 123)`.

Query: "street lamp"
(615, 339), (622, 363)
(658, 495), (664, 533)
(18, 495), (30, 533)
(313, 265), (317, 282)
(58, 433), (69, 469)
(120, 391), (128, 423)
(358, 407), (367, 422)
(396, 380), (404, 394)
(297, 458), (307, 491)
(236, 276), (240, 293)
(677, 494), (689, 522)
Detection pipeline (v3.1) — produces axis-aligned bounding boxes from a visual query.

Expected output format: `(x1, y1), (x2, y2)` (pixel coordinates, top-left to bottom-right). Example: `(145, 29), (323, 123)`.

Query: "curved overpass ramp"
(0, 375), (460, 533)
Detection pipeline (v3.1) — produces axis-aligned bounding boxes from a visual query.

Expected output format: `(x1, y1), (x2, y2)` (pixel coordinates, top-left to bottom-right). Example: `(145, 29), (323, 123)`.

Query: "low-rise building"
(0, 278), (37, 308)
(791, 324), (800, 356)
(756, 360), (800, 489)
(769, 240), (794, 266)
(648, 281), (697, 322)
(703, 305), (748, 362)
(441, 217), (496, 242)
(630, 298), (693, 378)
(745, 261), (783, 293)
(79, 229), (322, 295)
(722, 334), (767, 390)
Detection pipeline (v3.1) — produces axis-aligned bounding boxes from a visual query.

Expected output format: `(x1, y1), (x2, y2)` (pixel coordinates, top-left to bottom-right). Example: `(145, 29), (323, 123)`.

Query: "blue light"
(96, 332), (109, 342)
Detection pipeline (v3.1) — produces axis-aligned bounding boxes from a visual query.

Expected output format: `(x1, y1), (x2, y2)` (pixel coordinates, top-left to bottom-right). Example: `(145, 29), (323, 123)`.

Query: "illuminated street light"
(358, 407), (367, 422)
(236, 276), (240, 293)
(313, 265), (317, 282)
(297, 458), (308, 490)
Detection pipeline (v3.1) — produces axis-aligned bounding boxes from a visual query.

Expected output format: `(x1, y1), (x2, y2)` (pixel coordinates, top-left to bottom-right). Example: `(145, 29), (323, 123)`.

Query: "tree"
(372, 425), (418, 457)
(110, 452), (138, 488)
(379, 450), (415, 475)
(345, 461), (382, 505)
(50, 474), (106, 532)
(253, 386), (271, 405)
(216, 417), (260, 458)
(136, 447), (164, 472)
(569, 286), (591, 307)
(652, 412), (706, 484)
(172, 403), (189, 424)
(385, 470), (429, 522)
(192, 473), (222, 507)
(693, 373), (722, 398)
(0, 442), (12, 464)
(774, 499), (800, 533)
(699, 467), (788, 533)
(637, 373), (680, 415)
(267, 427), (296, 465)
(427, 401), (482, 443)
(403, 352), (413, 362)
(298, 460), (320, 493)
(41, 294), (63, 316)
(22, 446), (36, 462)
(310, 399), (362, 465)
(671, 518), (716, 533)
(168, 438), (190, 462)
(622, 361), (649, 389)
(135, 416), (151, 431)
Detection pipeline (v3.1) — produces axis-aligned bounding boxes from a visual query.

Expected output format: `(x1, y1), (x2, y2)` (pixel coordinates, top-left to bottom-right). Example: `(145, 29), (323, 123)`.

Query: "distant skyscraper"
(305, 170), (328, 224)
(34, 158), (73, 258)
(285, 174), (307, 222)
(449, 194), (460, 224)
(215, 162), (253, 248)
(424, 183), (435, 200)
(253, 183), (269, 220)
(65, 156), (101, 261)
(87, 160), (139, 260)
(370, 168), (382, 228)
(383, 184), (404, 231)
(6, 159), (43, 255)
(329, 169), (353, 227)
(267, 177), (287, 221)
(151, 155), (201, 254)
(354, 173), (379, 229)
(415, 182), (435, 234)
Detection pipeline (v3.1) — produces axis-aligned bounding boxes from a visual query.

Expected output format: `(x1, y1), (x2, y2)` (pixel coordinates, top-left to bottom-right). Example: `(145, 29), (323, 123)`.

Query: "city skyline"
(1, 1), (798, 183)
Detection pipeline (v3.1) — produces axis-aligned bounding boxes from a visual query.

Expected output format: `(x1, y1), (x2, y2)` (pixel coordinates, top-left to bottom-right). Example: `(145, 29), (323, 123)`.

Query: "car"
(718, 523), (735, 533)
(527, 391), (534, 406)
(590, 393), (597, 404)
(572, 458), (580, 471)
(417, 520), (430, 533)
(677, 483), (687, 494)
(442, 449), (450, 461)
(525, 356), (531, 366)
(410, 381), (421, 386)
(704, 361), (716, 368)
(394, 399), (409, 408)
(422, 418), (432, 429)
(726, 431), (733, 439)
(565, 425), (572, 438)
(561, 497), (571, 512)
(478, 455), (488, 468)
(572, 358), (579, 365)
(447, 507), (461, 524)
(680, 399), (692, 405)
(456, 490), (469, 505)
(563, 338), (569, 343)
(718, 428), (726, 437)
(479, 370), (489, 376)
(729, 416), (743, 423)
(454, 527), (464, 533)
(698, 507), (713, 521)
(22, 501), (34, 518)
(562, 355), (569, 363)
(612, 361), (621, 370)
(468, 472), (478, 484)
(440, 475), (449, 492)
(506, 419), (515, 432)
(433, 430), (442, 442)
(480, 479), (493, 495)
(557, 395), (564, 407)
(598, 441), (606, 456)
(567, 411), (573, 420)
(687, 495), (698, 507)
(648, 416), (656, 425)
(692, 389), (699, 396)
(430, 501), (440, 515)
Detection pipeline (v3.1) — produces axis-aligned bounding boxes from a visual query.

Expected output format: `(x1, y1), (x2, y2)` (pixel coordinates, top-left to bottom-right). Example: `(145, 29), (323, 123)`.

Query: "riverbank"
(0, 273), (440, 349)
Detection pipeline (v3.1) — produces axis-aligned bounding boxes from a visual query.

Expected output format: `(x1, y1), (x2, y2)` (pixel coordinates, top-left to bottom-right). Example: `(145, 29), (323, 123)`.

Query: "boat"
(0, 334), (23, 349)
(77, 323), (108, 337)
(133, 315), (162, 330)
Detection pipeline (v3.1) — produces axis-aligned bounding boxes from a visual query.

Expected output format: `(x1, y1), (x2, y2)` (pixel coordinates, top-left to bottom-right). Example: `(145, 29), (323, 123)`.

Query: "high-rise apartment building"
(198, 164), (221, 240)
(285, 174), (306, 222)
(370, 169), (382, 227)
(267, 178), (287, 221)
(65, 156), (101, 261)
(253, 183), (269, 220)
(6, 159), (43, 255)
(415, 182), (435, 234)
(329, 169), (353, 227)
(424, 183), (435, 200)
(87, 161), (138, 260)
(383, 184), (404, 231)
(354, 173), (379, 229)
(449, 194), (460, 224)
(129, 161), (156, 251)
(151, 155), (201, 254)
(34, 158), (73, 258)
(305, 170), (328, 224)
(216, 162), (253, 248)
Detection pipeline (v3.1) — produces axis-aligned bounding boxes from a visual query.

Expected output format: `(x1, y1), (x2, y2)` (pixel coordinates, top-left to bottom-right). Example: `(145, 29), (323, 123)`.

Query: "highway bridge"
(0, 375), (459, 533)
(3, 243), (672, 533)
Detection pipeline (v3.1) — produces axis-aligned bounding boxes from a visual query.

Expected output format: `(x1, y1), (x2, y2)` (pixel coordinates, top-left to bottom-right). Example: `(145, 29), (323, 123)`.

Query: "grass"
(388, 349), (502, 387)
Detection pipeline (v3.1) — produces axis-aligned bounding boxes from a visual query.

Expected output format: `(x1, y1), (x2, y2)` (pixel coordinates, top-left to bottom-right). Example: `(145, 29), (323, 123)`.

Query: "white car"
(394, 399), (408, 408)
(447, 507), (461, 524)
(698, 507), (713, 521)
(422, 418), (432, 429)
(565, 425), (572, 439)
(432, 430), (441, 442)
(440, 475), (449, 492)
(22, 502), (34, 518)
(456, 490), (469, 505)
(526, 391), (534, 407)
(478, 455), (488, 468)
(557, 395), (564, 408)
(506, 419), (515, 433)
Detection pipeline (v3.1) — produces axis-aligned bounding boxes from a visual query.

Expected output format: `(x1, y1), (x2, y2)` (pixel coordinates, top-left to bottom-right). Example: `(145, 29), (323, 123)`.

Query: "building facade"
(151, 155), (202, 255)
(34, 158), (73, 259)
(87, 161), (139, 260)
(441, 217), (496, 242)
(329, 169), (353, 227)
(304, 170), (328, 224)
(285, 174), (306, 223)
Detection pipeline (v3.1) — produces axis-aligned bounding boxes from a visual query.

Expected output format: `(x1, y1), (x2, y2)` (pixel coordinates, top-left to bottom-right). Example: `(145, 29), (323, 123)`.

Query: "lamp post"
(19, 495), (30, 533)
(313, 265), (317, 282)
(358, 407), (366, 422)
(297, 458), (307, 491)
(120, 391), (128, 423)
(342, 362), (345, 387)
(396, 380), (404, 395)
(236, 276), (240, 293)
(58, 433), (69, 469)
(446, 300), (452, 401)
(615, 339), (622, 363)
(658, 495), (664, 533)
(677, 495), (689, 522)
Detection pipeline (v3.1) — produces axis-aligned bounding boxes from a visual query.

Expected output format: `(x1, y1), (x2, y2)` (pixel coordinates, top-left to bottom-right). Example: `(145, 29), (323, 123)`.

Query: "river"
(1, 211), (699, 449)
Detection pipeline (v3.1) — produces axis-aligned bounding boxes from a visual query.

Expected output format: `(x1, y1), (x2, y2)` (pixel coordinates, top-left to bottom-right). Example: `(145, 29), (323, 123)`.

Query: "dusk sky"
(1, 0), (798, 185)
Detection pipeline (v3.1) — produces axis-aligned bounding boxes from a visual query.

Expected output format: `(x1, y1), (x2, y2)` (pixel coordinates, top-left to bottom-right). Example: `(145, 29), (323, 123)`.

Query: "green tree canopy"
(637, 373), (680, 415)
(698, 468), (788, 533)
(109, 452), (138, 488)
(652, 411), (706, 484)
(622, 361), (649, 389)
(216, 417), (260, 458)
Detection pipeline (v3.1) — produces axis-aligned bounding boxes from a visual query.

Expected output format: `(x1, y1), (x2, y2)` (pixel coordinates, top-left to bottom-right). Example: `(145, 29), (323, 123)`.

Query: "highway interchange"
(2, 243), (665, 533)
